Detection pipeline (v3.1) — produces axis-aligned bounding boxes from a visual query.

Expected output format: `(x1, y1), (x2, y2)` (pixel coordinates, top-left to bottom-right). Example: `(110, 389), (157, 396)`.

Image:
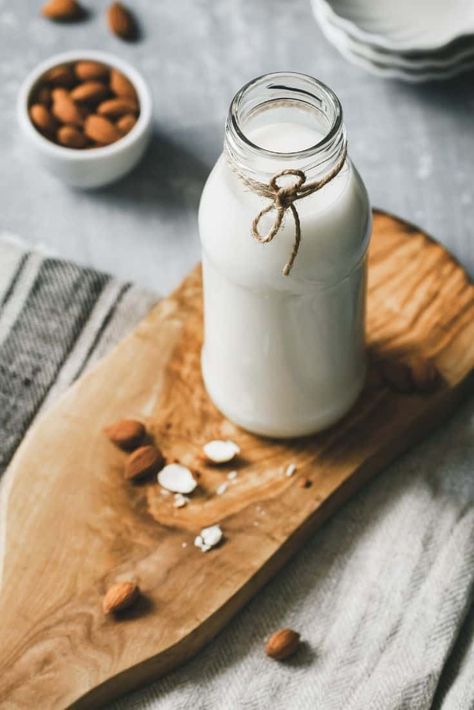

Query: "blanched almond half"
(203, 440), (240, 464)
(158, 463), (197, 494)
(194, 525), (223, 552)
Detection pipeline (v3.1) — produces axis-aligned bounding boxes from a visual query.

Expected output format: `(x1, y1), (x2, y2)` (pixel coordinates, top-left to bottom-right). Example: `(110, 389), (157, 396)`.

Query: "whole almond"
(265, 628), (301, 660)
(409, 355), (439, 393)
(43, 64), (75, 87)
(71, 81), (109, 103)
(116, 113), (137, 135)
(102, 581), (139, 614)
(125, 445), (164, 481)
(52, 93), (84, 126)
(29, 104), (57, 135)
(98, 97), (138, 119)
(41, 0), (83, 21)
(57, 125), (88, 149)
(36, 86), (52, 107)
(84, 114), (121, 145)
(75, 60), (109, 81)
(110, 68), (138, 100)
(107, 2), (137, 40)
(104, 419), (146, 451)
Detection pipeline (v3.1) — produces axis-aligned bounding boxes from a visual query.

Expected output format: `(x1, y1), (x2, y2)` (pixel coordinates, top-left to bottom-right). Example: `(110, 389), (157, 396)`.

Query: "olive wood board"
(0, 211), (473, 709)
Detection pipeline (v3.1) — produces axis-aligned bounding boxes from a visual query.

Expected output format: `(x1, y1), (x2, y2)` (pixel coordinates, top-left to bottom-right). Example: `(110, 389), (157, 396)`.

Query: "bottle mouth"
(226, 71), (344, 161)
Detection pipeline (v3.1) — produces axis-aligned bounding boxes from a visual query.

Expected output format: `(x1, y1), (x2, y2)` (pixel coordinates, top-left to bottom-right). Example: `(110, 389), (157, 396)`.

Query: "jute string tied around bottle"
(235, 144), (348, 276)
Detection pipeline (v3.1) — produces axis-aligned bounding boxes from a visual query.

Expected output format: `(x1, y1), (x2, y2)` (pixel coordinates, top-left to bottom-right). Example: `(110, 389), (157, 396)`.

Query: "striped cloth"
(1, 234), (474, 710)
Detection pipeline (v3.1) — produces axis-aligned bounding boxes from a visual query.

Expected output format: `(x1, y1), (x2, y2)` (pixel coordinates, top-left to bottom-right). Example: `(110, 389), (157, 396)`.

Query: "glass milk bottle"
(199, 72), (371, 438)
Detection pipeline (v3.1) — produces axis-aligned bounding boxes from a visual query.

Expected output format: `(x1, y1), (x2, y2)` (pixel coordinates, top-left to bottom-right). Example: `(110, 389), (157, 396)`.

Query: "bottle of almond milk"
(199, 72), (371, 438)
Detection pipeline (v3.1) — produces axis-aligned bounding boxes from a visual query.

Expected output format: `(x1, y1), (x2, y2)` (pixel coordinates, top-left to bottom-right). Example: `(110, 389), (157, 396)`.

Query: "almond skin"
(102, 581), (139, 614)
(71, 81), (109, 103)
(57, 125), (88, 149)
(84, 114), (121, 145)
(265, 628), (301, 660)
(43, 64), (75, 87)
(29, 104), (57, 135)
(409, 356), (439, 393)
(107, 2), (137, 40)
(97, 97), (138, 119)
(125, 445), (164, 481)
(75, 60), (109, 81)
(110, 68), (138, 100)
(116, 113), (137, 135)
(41, 0), (83, 21)
(52, 93), (84, 126)
(104, 419), (146, 451)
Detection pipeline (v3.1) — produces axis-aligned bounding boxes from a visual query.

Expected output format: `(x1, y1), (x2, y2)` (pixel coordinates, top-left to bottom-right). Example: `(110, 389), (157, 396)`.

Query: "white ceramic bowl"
(18, 50), (153, 189)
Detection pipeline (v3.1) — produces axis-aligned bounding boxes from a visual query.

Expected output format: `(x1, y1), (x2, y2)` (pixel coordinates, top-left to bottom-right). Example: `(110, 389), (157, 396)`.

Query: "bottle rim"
(226, 71), (344, 162)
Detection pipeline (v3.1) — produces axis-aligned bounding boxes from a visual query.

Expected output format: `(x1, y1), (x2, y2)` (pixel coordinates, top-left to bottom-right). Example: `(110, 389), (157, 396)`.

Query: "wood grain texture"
(0, 211), (473, 709)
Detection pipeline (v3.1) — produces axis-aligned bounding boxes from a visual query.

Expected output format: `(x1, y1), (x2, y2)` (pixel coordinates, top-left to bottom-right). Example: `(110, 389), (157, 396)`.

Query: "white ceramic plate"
(313, 0), (474, 70)
(318, 0), (474, 52)
(314, 3), (474, 82)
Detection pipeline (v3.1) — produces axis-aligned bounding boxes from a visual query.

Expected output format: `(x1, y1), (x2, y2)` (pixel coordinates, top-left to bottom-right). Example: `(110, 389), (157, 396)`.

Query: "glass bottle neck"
(224, 72), (347, 184)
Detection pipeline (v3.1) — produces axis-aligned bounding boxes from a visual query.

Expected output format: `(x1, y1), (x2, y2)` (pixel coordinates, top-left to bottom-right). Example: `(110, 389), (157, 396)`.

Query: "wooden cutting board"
(0, 211), (473, 709)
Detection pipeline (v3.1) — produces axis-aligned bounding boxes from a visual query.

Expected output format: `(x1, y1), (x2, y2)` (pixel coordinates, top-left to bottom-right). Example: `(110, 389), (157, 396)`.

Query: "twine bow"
(249, 145), (348, 276)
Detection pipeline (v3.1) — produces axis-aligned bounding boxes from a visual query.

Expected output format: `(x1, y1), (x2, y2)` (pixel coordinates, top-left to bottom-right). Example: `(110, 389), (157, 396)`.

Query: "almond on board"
(102, 581), (139, 614)
(125, 445), (165, 481)
(103, 419), (146, 451)
(84, 114), (121, 145)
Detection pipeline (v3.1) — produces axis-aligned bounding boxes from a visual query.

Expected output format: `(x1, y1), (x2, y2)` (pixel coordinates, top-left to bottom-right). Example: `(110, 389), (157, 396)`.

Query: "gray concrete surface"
(0, 0), (473, 293)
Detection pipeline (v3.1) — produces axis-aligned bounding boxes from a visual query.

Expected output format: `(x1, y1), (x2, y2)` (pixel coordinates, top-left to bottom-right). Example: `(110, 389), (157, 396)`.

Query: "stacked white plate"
(311, 0), (474, 81)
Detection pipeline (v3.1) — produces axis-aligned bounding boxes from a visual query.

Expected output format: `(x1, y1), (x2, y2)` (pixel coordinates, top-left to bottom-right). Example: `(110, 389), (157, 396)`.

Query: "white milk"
(199, 76), (371, 438)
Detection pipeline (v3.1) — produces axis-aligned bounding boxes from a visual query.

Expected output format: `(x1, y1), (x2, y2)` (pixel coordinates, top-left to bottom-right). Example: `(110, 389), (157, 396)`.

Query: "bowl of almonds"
(18, 50), (152, 188)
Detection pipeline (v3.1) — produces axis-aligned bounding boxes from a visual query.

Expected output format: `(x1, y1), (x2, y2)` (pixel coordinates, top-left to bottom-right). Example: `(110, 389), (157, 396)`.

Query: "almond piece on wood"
(57, 125), (88, 148)
(41, 0), (83, 21)
(75, 61), (109, 81)
(203, 440), (240, 464)
(107, 2), (137, 40)
(102, 581), (139, 614)
(97, 97), (138, 119)
(110, 68), (138, 100)
(43, 64), (75, 87)
(29, 104), (57, 135)
(125, 445), (164, 481)
(103, 419), (146, 451)
(52, 93), (84, 126)
(116, 113), (137, 135)
(71, 81), (109, 104)
(84, 114), (121, 145)
(265, 628), (301, 660)
(409, 355), (439, 393)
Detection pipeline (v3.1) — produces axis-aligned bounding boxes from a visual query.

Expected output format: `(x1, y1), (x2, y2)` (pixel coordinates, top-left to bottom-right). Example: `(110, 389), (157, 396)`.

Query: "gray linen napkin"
(0, 233), (473, 710)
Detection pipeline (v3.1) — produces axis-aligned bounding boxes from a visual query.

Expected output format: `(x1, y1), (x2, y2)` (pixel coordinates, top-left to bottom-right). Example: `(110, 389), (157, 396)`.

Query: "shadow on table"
(86, 128), (210, 215)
